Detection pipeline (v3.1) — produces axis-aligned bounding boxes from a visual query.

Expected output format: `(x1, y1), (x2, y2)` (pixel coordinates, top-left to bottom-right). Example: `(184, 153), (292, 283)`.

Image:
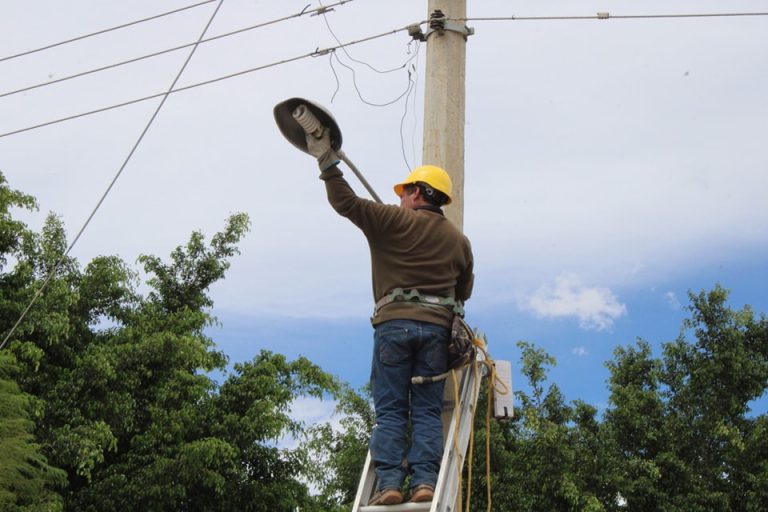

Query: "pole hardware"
(426, 9), (474, 41)
(311, 47), (334, 57)
(429, 9), (447, 30)
(407, 23), (426, 41)
(307, 0), (351, 16)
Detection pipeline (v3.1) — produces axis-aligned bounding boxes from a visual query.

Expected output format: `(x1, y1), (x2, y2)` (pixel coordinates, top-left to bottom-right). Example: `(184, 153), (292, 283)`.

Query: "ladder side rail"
(352, 450), (376, 512)
(431, 362), (483, 512)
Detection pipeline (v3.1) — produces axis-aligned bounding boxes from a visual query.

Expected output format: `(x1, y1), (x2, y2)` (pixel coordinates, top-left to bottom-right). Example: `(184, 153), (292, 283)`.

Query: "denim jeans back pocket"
(420, 330), (448, 374)
(375, 325), (410, 366)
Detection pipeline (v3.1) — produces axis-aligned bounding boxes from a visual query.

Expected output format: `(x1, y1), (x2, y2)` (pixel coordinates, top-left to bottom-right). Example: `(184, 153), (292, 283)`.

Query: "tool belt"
(373, 287), (465, 318)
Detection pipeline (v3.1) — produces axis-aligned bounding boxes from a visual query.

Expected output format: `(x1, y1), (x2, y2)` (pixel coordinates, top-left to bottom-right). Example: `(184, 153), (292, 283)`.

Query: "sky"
(2, 0), (767, 425)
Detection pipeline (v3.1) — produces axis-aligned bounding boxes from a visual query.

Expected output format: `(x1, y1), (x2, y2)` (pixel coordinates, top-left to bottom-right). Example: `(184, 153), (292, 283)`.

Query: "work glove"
(306, 128), (340, 172)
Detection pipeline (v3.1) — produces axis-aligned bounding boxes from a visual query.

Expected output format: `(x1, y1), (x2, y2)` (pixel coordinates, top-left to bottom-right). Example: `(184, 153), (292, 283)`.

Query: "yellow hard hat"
(393, 165), (453, 205)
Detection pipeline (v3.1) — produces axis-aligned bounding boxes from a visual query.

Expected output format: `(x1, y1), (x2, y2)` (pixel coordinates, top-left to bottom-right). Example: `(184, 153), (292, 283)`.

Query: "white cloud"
(522, 274), (627, 331)
(572, 346), (589, 357)
(289, 396), (340, 426)
(276, 396), (340, 451)
(664, 291), (681, 310)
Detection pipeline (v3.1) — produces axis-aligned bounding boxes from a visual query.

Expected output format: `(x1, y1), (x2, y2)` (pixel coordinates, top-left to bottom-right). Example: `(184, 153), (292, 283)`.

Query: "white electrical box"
(493, 360), (514, 419)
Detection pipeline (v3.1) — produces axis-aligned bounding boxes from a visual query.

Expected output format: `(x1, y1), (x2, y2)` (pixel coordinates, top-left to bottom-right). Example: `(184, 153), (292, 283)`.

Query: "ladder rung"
(358, 502), (432, 512)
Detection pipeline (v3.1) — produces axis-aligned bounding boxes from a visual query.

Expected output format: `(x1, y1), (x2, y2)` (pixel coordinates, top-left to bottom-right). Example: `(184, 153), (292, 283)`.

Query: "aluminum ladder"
(351, 359), (484, 512)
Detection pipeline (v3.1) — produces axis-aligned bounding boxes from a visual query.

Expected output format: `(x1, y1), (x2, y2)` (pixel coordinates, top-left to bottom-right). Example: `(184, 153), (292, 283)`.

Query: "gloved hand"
(306, 128), (340, 172)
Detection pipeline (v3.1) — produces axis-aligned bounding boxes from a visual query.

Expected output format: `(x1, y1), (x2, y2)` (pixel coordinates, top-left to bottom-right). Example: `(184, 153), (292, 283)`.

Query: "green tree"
(605, 286), (768, 511)
(0, 172), (67, 510)
(603, 339), (666, 509)
(0, 352), (66, 511)
(211, 352), (340, 512)
(304, 384), (374, 510)
(466, 342), (609, 512)
(0, 173), (344, 511)
(3, 211), (252, 511)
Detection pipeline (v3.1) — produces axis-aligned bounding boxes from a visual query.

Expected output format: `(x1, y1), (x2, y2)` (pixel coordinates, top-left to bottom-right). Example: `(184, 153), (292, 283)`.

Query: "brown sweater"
(321, 167), (474, 327)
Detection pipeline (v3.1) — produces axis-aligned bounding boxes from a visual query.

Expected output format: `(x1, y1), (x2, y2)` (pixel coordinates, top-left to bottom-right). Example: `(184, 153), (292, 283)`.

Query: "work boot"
(409, 484), (434, 503)
(368, 488), (403, 506)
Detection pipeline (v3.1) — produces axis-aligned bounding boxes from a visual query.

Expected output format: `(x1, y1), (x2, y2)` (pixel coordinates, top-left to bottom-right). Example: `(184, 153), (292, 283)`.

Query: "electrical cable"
(319, 1), (408, 75)
(324, 32), (421, 169)
(0, 0), (217, 63)
(0, 22), (418, 139)
(318, 0), (421, 109)
(328, 52), (342, 103)
(329, 49), (417, 107)
(399, 63), (417, 171)
(399, 41), (420, 171)
(0, 0), (226, 351)
(318, 0), (422, 130)
(0, 0), (356, 100)
(407, 43), (421, 169)
(328, 54), (341, 103)
(450, 11), (768, 22)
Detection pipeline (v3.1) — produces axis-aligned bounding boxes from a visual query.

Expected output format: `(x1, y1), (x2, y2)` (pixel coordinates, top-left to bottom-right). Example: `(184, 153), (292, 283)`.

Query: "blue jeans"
(369, 319), (449, 491)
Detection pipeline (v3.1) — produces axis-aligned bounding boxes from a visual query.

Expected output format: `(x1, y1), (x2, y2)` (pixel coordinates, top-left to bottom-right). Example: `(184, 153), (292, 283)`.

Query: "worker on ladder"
(304, 126), (474, 506)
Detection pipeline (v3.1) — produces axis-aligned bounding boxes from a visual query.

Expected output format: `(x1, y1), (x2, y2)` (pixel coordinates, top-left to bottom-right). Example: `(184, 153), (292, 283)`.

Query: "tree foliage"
(0, 352), (67, 512)
(606, 286), (768, 511)
(0, 172), (67, 511)
(303, 384), (374, 510)
(459, 286), (767, 512)
(0, 173), (342, 511)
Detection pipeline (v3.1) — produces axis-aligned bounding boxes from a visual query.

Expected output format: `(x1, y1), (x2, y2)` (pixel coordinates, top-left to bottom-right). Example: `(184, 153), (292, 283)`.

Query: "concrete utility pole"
(422, 5), (472, 512)
(421, 0), (471, 231)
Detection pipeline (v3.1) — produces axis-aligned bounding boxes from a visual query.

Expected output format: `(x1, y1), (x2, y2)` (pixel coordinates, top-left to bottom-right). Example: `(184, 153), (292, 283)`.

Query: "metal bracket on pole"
(425, 9), (474, 41)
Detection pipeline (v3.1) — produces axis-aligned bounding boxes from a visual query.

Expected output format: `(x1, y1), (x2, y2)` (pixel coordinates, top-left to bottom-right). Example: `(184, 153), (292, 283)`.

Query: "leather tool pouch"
(447, 315), (476, 369)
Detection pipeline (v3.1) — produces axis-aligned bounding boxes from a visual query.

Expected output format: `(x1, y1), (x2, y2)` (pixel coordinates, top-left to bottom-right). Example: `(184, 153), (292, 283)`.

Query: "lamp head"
(273, 97), (343, 154)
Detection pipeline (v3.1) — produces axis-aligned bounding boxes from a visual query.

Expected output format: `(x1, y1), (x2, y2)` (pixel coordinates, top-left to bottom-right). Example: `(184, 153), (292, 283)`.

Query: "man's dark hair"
(404, 182), (448, 207)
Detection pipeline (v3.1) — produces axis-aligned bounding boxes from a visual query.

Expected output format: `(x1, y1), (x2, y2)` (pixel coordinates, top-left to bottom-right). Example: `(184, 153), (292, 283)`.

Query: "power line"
(0, 0), (217, 63)
(0, 0), (227, 351)
(452, 11), (768, 22)
(0, 0), (356, 100)
(8, 8), (761, 138)
(0, 22), (417, 139)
